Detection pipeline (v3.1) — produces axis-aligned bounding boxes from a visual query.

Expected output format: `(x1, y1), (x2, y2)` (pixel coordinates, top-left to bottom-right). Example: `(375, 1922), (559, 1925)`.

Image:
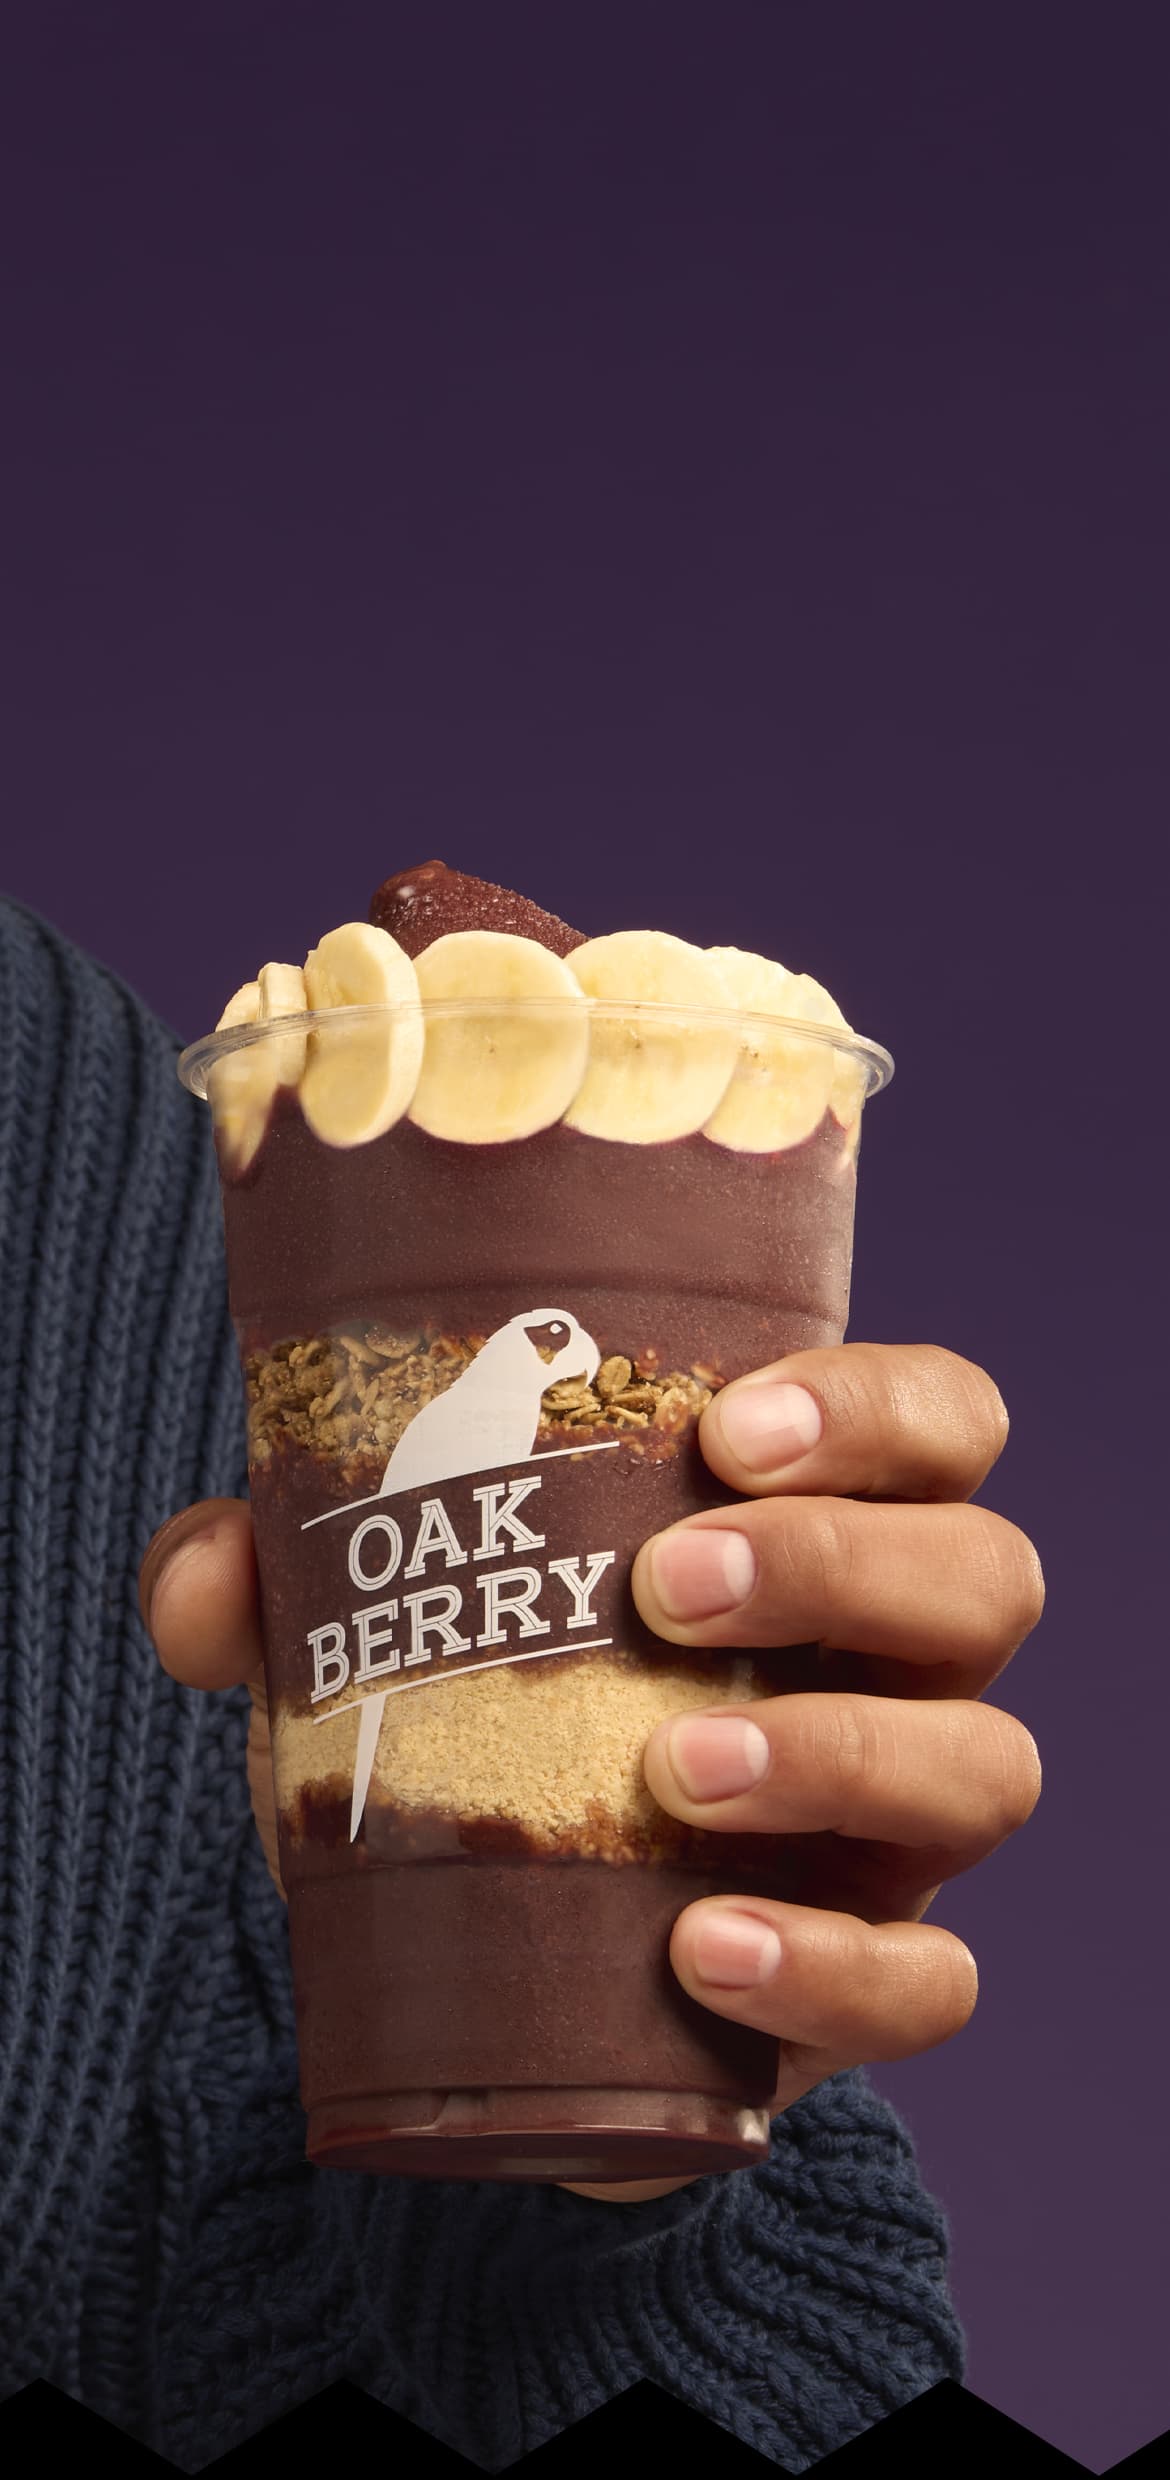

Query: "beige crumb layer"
(272, 1646), (763, 1842)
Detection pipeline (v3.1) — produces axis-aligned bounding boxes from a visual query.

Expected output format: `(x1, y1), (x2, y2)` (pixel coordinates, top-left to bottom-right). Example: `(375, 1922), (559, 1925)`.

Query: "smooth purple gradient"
(2, 9), (1165, 2469)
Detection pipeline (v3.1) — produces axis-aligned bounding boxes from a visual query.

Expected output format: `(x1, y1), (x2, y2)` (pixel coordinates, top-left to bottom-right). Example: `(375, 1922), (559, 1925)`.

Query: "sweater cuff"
(341, 2073), (964, 2472)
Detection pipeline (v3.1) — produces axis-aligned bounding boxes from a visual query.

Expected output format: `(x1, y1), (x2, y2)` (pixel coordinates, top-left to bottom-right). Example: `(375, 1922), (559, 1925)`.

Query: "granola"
(244, 1324), (718, 1469)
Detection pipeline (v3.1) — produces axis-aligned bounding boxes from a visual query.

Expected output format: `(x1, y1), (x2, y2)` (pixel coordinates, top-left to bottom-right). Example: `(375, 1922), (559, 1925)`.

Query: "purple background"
(1, 8), (1165, 2469)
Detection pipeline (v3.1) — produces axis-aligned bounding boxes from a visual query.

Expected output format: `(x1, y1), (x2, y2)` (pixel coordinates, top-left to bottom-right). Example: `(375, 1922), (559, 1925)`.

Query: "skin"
(138, 1341), (1044, 2205)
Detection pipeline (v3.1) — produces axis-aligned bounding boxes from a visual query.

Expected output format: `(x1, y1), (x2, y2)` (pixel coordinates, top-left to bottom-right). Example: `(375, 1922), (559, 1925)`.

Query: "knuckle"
(844, 1344), (949, 1467)
(938, 1934), (980, 2035)
(855, 1923), (979, 2057)
(821, 1351), (876, 1448)
(954, 1701), (1042, 1840)
(757, 1495), (858, 1628)
(814, 1694), (880, 1800)
(989, 1516), (1046, 1639)
(834, 1344), (1011, 1494)
(799, 1499), (858, 1613)
(991, 1710), (1044, 1829)
(905, 1926), (979, 2041)
(925, 1347), (1012, 1483)
(957, 1357), (1011, 1461)
(956, 1506), (1046, 1645)
(1012, 1529), (1047, 1636)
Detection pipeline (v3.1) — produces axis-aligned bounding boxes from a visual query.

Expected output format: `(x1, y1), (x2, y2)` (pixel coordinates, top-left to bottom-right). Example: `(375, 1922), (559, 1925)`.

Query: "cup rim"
(177, 998), (894, 1103)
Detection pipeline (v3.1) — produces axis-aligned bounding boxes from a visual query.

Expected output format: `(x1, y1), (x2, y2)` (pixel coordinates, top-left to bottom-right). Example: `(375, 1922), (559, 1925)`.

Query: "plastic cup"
(179, 995), (891, 2181)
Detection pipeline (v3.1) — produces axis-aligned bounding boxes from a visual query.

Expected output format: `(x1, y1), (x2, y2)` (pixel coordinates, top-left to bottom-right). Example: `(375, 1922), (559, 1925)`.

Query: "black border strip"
(2, 2378), (1166, 2476)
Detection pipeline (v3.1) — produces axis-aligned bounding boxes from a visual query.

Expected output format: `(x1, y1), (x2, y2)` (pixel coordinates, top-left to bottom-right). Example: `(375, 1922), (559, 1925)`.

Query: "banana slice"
(258, 960), (310, 1086)
(216, 980), (261, 1031)
(300, 922), (424, 1147)
(408, 930), (589, 1143)
(562, 931), (739, 1143)
(784, 970), (866, 1147)
(208, 978), (276, 1172)
(701, 946), (835, 1152)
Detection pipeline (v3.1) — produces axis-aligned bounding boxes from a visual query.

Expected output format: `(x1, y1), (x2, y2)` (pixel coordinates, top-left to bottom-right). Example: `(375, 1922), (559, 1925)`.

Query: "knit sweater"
(0, 895), (965, 2472)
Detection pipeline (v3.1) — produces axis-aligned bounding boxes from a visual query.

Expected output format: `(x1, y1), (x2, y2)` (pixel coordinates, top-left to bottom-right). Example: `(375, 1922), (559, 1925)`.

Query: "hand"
(563, 1341), (1043, 2198)
(139, 1342), (1043, 2208)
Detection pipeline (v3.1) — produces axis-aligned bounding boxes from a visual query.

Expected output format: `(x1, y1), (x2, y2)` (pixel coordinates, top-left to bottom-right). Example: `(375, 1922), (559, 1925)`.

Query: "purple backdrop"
(2, 8), (1165, 2470)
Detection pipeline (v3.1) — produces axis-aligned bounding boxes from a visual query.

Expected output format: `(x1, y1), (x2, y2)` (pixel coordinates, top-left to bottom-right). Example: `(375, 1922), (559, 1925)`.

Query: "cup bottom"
(306, 2086), (773, 2181)
(287, 1855), (782, 2147)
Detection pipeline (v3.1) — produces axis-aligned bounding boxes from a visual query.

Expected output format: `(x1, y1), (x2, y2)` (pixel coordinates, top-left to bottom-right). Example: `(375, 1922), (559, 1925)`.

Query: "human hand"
(139, 1342), (1043, 2207)
(561, 1341), (1043, 2197)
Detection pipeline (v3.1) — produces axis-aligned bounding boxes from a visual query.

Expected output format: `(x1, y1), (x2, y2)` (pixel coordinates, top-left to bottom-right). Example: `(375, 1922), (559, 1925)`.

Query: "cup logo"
(299, 1310), (620, 1841)
(372, 1308), (601, 1494)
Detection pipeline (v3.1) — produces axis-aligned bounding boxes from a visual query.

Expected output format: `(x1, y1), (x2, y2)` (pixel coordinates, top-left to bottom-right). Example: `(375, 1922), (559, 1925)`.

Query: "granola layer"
(244, 1323), (717, 1480)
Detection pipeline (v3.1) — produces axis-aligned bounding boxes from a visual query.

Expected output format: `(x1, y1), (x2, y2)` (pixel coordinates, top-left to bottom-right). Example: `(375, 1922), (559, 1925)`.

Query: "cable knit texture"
(0, 898), (964, 2472)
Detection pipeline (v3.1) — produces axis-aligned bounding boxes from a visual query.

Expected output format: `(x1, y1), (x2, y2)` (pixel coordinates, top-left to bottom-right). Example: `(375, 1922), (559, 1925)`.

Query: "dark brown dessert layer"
(220, 1101), (857, 1365)
(284, 1772), (820, 1873)
(288, 1858), (781, 2104)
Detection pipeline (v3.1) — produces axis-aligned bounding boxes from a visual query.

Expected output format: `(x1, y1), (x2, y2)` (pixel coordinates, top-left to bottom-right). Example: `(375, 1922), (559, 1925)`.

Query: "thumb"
(140, 1497), (266, 1691)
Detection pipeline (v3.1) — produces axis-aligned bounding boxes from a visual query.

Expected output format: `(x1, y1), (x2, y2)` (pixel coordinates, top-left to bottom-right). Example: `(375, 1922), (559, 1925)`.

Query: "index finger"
(139, 1498), (266, 1691)
(699, 1342), (1011, 1504)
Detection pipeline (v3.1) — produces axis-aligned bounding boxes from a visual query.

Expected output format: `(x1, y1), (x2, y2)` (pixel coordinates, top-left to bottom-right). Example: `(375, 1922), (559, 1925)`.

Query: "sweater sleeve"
(336, 2070), (964, 2470)
(0, 899), (963, 2476)
(148, 1957), (963, 2473)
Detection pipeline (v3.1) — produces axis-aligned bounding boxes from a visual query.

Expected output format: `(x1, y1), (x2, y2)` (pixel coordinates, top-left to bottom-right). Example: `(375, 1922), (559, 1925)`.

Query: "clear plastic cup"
(179, 996), (891, 2181)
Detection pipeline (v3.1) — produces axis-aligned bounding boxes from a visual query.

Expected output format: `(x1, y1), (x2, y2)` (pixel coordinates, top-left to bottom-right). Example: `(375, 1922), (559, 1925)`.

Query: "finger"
(140, 1498), (266, 1691)
(631, 1495), (1045, 1695)
(668, 1894), (979, 2062)
(699, 1341), (1010, 1503)
(642, 1692), (1041, 1871)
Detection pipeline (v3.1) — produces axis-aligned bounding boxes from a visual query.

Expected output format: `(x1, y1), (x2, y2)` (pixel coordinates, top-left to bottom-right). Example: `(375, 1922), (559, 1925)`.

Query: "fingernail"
(666, 1714), (771, 1802)
(719, 1379), (823, 1473)
(692, 1912), (782, 1988)
(648, 1529), (757, 1621)
(138, 1515), (217, 1632)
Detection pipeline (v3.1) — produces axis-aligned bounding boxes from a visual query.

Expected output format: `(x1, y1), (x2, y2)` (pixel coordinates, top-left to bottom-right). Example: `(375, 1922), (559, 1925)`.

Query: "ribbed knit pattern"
(0, 896), (964, 2472)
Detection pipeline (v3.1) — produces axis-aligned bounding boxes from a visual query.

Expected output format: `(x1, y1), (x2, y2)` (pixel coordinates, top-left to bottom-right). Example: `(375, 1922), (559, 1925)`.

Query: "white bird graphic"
(376, 1308), (600, 1498)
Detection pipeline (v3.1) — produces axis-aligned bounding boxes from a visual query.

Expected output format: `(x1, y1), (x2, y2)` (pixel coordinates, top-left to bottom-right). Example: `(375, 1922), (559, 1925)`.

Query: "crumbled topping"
(244, 1324), (717, 1471)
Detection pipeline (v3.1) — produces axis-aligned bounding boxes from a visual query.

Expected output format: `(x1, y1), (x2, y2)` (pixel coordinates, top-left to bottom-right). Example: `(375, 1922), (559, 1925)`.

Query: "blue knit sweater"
(0, 896), (964, 2472)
